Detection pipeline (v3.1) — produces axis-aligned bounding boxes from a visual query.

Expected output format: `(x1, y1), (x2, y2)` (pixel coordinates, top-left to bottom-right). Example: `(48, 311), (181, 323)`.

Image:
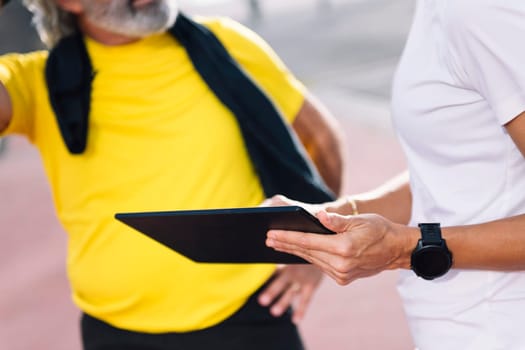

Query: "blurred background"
(0, 0), (415, 349)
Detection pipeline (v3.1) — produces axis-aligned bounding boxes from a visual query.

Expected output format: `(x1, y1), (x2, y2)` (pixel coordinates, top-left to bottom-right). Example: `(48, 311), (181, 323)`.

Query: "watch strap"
(418, 223), (442, 245)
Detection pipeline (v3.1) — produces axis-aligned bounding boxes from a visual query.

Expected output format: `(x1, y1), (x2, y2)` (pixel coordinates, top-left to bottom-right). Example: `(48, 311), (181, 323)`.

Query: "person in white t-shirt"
(264, 1), (525, 348)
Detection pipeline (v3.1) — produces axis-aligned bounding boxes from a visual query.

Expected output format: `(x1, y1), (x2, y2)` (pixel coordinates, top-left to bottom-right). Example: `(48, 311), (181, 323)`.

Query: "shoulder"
(444, 0), (525, 37)
(441, 0), (525, 76)
(0, 50), (48, 76)
(194, 16), (275, 58)
(191, 15), (304, 122)
(196, 16), (258, 42)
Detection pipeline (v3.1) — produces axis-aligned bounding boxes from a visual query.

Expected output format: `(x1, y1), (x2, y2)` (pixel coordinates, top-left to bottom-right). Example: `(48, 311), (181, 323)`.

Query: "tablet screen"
(115, 206), (334, 264)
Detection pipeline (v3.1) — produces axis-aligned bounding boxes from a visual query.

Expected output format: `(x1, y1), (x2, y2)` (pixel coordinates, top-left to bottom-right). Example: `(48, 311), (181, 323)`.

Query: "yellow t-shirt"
(0, 17), (305, 332)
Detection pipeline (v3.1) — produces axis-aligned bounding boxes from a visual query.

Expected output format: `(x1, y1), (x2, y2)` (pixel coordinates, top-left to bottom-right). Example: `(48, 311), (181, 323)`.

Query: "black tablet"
(115, 206), (335, 264)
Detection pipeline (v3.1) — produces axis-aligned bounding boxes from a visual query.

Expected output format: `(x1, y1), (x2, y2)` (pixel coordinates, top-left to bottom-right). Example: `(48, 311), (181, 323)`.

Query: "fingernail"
(271, 306), (281, 316)
(259, 295), (270, 306)
(266, 239), (274, 247)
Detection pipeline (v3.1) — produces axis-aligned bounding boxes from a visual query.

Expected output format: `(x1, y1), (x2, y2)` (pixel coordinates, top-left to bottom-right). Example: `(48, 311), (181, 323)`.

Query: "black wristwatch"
(410, 223), (453, 280)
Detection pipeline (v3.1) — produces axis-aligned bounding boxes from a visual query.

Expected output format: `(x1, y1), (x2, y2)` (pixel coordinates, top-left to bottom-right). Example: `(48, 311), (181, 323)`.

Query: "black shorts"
(81, 282), (305, 350)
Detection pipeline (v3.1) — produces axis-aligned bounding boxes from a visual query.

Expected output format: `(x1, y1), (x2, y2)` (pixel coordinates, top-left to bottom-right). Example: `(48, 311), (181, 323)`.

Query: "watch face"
(412, 245), (452, 280)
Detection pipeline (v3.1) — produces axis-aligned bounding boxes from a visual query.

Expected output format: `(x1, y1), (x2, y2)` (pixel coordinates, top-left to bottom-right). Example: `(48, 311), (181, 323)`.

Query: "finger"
(260, 194), (291, 207)
(259, 198), (271, 207)
(257, 272), (289, 306)
(269, 283), (299, 317)
(266, 230), (344, 252)
(267, 229), (346, 257)
(317, 210), (355, 233)
(267, 237), (327, 260)
(270, 246), (343, 284)
(268, 239), (341, 271)
(291, 283), (315, 324)
(271, 244), (356, 286)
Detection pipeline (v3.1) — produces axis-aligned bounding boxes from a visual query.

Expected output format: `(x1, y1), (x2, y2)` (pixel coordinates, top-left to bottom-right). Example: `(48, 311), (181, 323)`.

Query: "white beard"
(81, 0), (179, 38)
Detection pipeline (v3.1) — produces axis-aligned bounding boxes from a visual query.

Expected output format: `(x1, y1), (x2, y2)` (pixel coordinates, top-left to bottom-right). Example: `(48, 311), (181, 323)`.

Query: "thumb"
(264, 194), (292, 207)
(317, 210), (353, 233)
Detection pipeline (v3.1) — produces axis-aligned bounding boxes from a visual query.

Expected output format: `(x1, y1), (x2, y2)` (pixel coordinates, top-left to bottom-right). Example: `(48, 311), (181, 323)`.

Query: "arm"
(265, 170), (412, 223)
(262, 172), (413, 285)
(267, 112), (525, 284)
(258, 159), (408, 318)
(0, 1), (10, 128)
(292, 92), (346, 196)
(443, 111), (525, 270)
(267, 210), (525, 285)
(0, 82), (12, 132)
(257, 93), (344, 322)
(324, 171), (412, 224)
(291, 92), (410, 221)
(438, 110), (525, 270)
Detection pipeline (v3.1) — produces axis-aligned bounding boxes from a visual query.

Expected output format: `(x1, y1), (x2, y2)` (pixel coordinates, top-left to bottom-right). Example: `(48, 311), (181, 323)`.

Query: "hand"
(260, 194), (323, 216)
(266, 211), (411, 285)
(258, 264), (323, 324)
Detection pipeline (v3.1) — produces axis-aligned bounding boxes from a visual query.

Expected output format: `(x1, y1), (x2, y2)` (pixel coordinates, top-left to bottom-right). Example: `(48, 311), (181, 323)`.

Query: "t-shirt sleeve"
(447, 2), (525, 125)
(202, 17), (306, 124)
(0, 51), (47, 140)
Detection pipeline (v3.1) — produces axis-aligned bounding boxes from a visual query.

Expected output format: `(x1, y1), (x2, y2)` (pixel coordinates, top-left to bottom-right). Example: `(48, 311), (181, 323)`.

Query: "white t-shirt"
(391, 0), (525, 348)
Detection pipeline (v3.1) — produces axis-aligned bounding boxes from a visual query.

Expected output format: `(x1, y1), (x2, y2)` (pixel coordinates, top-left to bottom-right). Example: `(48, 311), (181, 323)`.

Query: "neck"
(77, 16), (143, 46)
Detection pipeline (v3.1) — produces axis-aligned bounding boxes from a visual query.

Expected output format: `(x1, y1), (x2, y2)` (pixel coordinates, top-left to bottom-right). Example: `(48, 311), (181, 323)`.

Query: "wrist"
(410, 223), (453, 280)
(394, 225), (420, 270)
(325, 195), (360, 216)
(345, 196), (359, 215)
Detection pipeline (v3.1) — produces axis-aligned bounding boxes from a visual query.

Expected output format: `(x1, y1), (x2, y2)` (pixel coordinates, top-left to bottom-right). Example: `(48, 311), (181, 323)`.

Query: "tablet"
(115, 206), (335, 264)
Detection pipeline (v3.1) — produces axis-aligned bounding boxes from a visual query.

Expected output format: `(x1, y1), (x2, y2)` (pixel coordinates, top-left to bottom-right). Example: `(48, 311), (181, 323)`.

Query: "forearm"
(325, 171), (412, 224)
(306, 96), (346, 196)
(308, 133), (345, 196)
(391, 214), (525, 272)
(0, 82), (12, 132)
(445, 215), (525, 270)
(292, 93), (346, 196)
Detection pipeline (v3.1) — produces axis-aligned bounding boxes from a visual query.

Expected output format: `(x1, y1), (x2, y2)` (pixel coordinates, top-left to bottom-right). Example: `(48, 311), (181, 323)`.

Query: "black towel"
(45, 13), (335, 203)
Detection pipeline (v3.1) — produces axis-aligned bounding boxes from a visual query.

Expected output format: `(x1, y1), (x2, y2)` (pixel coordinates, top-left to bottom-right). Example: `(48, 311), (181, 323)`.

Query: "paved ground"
(0, 0), (416, 349)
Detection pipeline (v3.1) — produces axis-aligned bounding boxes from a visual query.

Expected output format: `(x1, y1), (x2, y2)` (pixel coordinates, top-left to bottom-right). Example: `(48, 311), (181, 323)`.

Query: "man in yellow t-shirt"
(0, 0), (345, 349)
